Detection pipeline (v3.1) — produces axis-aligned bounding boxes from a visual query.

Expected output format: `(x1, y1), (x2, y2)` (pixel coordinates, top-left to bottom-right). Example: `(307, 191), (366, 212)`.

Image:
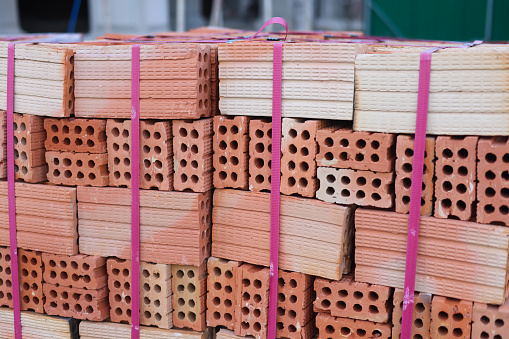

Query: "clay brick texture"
(281, 118), (324, 198)
(248, 118), (272, 192)
(14, 113), (47, 183)
(173, 118), (213, 192)
(106, 119), (173, 190)
(434, 136), (478, 221)
(172, 263), (207, 331)
(430, 296), (472, 339)
(472, 299), (509, 339)
(316, 126), (396, 173)
(42, 253), (107, 290)
(107, 258), (173, 329)
(0, 112), (6, 178)
(477, 136), (509, 226)
(395, 135), (436, 216)
(207, 257), (239, 330)
(392, 288), (432, 339)
(45, 118), (107, 153)
(316, 167), (394, 208)
(213, 115), (250, 190)
(316, 313), (392, 339)
(277, 269), (316, 339)
(0, 247), (44, 313)
(46, 151), (109, 186)
(43, 283), (109, 321)
(314, 274), (393, 323)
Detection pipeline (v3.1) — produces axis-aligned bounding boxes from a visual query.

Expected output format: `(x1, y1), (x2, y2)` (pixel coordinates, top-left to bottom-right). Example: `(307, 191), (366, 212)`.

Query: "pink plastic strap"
(7, 42), (22, 339)
(247, 17), (288, 41)
(267, 42), (283, 339)
(400, 47), (439, 339)
(130, 44), (141, 339)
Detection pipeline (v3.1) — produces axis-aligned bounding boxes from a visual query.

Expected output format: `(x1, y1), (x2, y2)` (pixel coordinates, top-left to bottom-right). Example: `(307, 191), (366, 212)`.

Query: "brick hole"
(124, 282), (130, 290)
(501, 206), (509, 215)
(287, 161), (296, 171)
(123, 143), (130, 152)
(14, 164), (19, 173)
(87, 140), (95, 147)
(324, 152), (334, 160)
(457, 166), (468, 176)
(50, 301), (57, 308)
(341, 189), (350, 197)
(14, 149), (19, 159)
(301, 147), (309, 156)
(372, 330), (382, 337)
(229, 141), (238, 150)
(452, 328), (463, 337)
(301, 130), (310, 140)
(289, 145), (297, 154)
(353, 291), (363, 299)
(355, 153), (364, 161)
(288, 324), (297, 333)
(255, 174), (265, 184)
(75, 159), (83, 167)
(113, 280), (121, 288)
(89, 173), (96, 180)
(356, 191), (365, 199)
(485, 152), (498, 164)
(480, 333), (489, 339)
(122, 130), (129, 138)
(20, 123), (26, 131)
(495, 319), (504, 327)
(456, 184), (467, 194)
(52, 136), (59, 144)
(357, 329), (367, 337)
(125, 296), (131, 304)
(353, 304), (362, 312)
(438, 311), (448, 320)
(190, 129), (199, 139)
(63, 138), (70, 145)
(76, 172), (84, 179)
(253, 322), (261, 332)
(442, 181), (453, 191)
(144, 174), (152, 182)
(356, 139), (366, 149)
(502, 171), (509, 180)
(144, 297), (151, 305)
(402, 163), (413, 173)
(177, 297), (185, 306)
(341, 327), (351, 335)
(241, 321), (250, 330)
(340, 176), (351, 185)
(501, 188), (509, 198)
(113, 143), (120, 151)
(111, 128), (120, 137)
(191, 175), (199, 183)
(452, 313), (463, 321)
(230, 157), (239, 166)
(277, 307), (285, 316)
(289, 295), (297, 303)
(441, 199), (452, 209)
(188, 299), (196, 308)
(369, 305), (379, 314)
(413, 318), (424, 328)
(325, 325), (335, 334)
(144, 311), (152, 319)
(113, 171), (121, 179)
(372, 178), (382, 188)
(321, 299), (331, 308)
(277, 292), (285, 302)
(288, 177), (296, 187)
(49, 290), (58, 298)
(114, 294), (121, 302)
(179, 128), (188, 138)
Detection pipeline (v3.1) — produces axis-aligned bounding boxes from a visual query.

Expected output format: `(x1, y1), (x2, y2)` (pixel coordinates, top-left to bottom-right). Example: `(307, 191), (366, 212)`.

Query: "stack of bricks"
(42, 253), (109, 321)
(392, 288), (432, 339)
(172, 263), (207, 331)
(45, 117), (109, 186)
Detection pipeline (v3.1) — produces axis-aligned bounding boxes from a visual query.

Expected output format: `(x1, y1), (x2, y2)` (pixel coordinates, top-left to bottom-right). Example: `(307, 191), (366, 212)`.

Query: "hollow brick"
(172, 263), (207, 331)
(316, 167), (394, 208)
(434, 136), (478, 221)
(472, 298), (509, 339)
(213, 115), (250, 190)
(173, 118), (213, 192)
(477, 136), (509, 226)
(395, 135), (435, 216)
(248, 118), (272, 192)
(316, 313), (392, 339)
(46, 151), (109, 186)
(392, 288), (432, 339)
(430, 296), (472, 339)
(45, 118), (107, 153)
(13, 113), (47, 183)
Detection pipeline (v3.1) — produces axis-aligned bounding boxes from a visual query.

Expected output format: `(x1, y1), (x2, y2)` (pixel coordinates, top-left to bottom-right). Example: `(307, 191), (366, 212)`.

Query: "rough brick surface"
(472, 299), (509, 339)
(173, 118), (213, 192)
(45, 118), (107, 153)
(316, 313), (392, 339)
(434, 136), (478, 221)
(235, 263), (270, 339)
(213, 115), (250, 190)
(314, 274), (393, 323)
(430, 296), (472, 339)
(477, 136), (509, 226)
(106, 119), (173, 190)
(277, 270), (316, 339)
(395, 135), (435, 216)
(46, 151), (109, 186)
(107, 258), (173, 329)
(207, 257), (239, 330)
(392, 288), (432, 339)
(14, 113), (47, 183)
(248, 118), (272, 192)
(0, 112), (7, 178)
(0, 247), (44, 313)
(42, 253), (107, 290)
(316, 126), (395, 172)
(43, 283), (109, 321)
(172, 263), (207, 331)
(317, 167), (394, 208)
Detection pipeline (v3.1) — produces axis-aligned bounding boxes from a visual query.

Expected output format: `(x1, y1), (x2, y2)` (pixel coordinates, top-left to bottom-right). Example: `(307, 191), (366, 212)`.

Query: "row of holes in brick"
(324, 325), (382, 338)
(110, 128), (163, 141)
(324, 175), (385, 201)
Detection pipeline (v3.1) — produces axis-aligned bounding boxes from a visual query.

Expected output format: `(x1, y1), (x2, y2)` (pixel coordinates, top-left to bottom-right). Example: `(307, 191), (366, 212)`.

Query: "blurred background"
(0, 0), (508, 41)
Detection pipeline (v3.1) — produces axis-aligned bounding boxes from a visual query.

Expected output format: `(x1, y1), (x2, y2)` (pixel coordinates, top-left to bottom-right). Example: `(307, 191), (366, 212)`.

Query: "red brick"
(106, 119), (173, 190)
(477, 136), (509, 226)
(316, 313), (391, 339)
(434, 136), (478, 221)
(0, 111), (7, 178)
(392, 288), (432, 339)
(42, 253), (107, 290)
(213, 115), (250, 190)
(107, 258), (173, 329)
(316, 126), (395, 172)
(248, 118), (272, 192)
(172, 263), (207, 331)
(46, 151), (109, 186)
(45, 118), (107, 153)
(173, 118), (213, 192)
(316, 167), (394, 208)
(14, 113), (47, 183)
(210, 46), (219, 116)
(314, 274), (392, 323)
(207, 257), (239, 330)
(431, 296), (472, 339)
(281, 118), (323, 198)
(395, 135), (435, 216)
(43, 283), (109, 321)
(472, 298), (509, 339)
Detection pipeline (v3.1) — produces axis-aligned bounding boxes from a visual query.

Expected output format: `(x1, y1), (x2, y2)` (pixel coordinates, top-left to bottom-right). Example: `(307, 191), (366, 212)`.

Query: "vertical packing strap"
(267, 42), (283, 339)
(400, 47), (439, 339)
(130, 44), (141, 339)
(7, 42), (22, 339)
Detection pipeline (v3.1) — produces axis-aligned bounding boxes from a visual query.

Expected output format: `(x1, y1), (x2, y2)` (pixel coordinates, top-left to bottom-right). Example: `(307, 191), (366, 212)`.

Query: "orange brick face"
(213, 116), (250, 190)
(207, 257), (239, 330)
(430, 296), (472, 339)
(472, 300), (509, 339)
(395, 135), (435, 216)
(317, 167), (394, 208)
(316, 313), (392, 339)
(477, 137), (509, 226)
(392, 288), (432, 339)
(434, 136), (478, 221)
(248, 118), (272, 192)
(172, 264), (207, 331)
(173, 118), (213, 192)
(14, 113), (47, 183)
(316, 126), (395, 172)
(46, 151), (109, 186)
(45, 118), (107, 153)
